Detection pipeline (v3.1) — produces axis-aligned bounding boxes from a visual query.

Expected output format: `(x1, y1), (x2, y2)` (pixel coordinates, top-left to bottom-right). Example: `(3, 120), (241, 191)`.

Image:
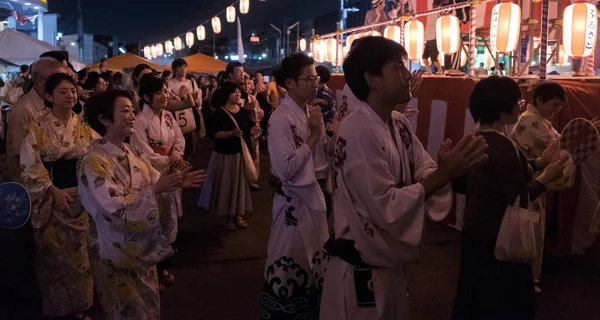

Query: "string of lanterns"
(312, 0), (597, 68)
(143, 0), (250, 59)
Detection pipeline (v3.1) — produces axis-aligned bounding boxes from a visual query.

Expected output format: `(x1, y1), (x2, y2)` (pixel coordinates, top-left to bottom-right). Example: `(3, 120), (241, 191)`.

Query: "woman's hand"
(538, 140), (560, 168)
(403, 108), (420, 118)
(250, 126), (262, 137)
(232, 128), (243, 138)
(538, 154), (568, 185)
(178, 168), (207, 188)
(50, 186), (74, 214)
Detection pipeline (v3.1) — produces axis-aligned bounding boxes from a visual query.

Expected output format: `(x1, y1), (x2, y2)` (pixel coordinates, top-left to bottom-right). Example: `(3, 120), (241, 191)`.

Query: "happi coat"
(78, 140), (173, 320)
(20, 112), (97, 316)
(131, 105), (185, 244)
(320, 101), (451, 320)
(261, 95), (329, 320)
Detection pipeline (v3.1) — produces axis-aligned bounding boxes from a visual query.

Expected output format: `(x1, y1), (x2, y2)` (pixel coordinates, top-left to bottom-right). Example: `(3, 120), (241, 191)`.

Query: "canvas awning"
(163, 53), (228, 74)
(86, 53), (165, 73)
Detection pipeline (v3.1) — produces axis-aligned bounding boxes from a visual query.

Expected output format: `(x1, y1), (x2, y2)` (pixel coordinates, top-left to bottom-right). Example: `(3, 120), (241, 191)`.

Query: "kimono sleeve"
(267, 116), (314, 184)
(19, 121), (52, 200)
(131, 117), (170, 171)
(342, 127), (426, 245)
(78, 152), (158, 228)
(170, 114), (186, 158)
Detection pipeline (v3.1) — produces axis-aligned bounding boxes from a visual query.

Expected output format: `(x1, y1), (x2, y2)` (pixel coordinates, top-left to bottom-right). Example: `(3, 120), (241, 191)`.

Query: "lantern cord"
(318, 0), (495, 39)
(143, 0), (242, 48)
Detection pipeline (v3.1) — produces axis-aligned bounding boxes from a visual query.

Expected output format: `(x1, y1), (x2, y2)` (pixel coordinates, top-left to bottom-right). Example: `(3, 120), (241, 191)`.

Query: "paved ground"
(1, 138), (600, 319)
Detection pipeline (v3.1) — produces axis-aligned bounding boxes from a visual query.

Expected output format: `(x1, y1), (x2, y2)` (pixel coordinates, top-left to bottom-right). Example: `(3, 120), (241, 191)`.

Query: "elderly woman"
(452, 76), (566, 320)
(510, 82), (574, 293)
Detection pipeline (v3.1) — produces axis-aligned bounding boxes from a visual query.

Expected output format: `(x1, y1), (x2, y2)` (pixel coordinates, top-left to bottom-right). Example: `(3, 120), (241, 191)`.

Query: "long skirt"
(87, 220), (160, 320)
(453, 232), (536, 320)
(198, 151), (252, 217)
(33, 204), (94, 316)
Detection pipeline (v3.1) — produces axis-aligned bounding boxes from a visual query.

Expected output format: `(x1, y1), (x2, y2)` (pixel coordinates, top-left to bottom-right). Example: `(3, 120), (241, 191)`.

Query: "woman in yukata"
(131, 74), (190, 288)
(78, 90), (205, 319)
(20, 73), (99, 320)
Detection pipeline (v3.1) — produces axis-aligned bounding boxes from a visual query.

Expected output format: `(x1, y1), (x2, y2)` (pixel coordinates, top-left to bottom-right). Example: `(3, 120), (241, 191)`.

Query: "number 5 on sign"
(174, 109), (196, 134)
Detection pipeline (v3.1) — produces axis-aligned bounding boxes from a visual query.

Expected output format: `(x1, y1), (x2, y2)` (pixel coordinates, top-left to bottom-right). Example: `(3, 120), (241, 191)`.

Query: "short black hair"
(211, 81), (241, 108)
(469, 76), (521, 125)
(161, 70), (172, 78)
(533, 82), (566, 106)
(83, 72), (102, 90)
(139, 74), (167, 109)
(226, 62), (243, 76)
(172, 58), (188, 71)
(101, 71), (113, 86)
(133, 63), (152, 87)
(315, 65), (331, 84)
(20, 65), (29, 73)
(343, 36), (408, 101)
(44, 73), (78, 109)
(84, 90), (134, 136)
(100, 58), (107, 64)
(40, 50), (69, 64)
(275, 53), (314, 90)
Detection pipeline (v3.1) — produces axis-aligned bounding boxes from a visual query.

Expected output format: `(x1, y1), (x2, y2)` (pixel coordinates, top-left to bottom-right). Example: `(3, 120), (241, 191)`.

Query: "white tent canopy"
(0, 28), (86, 70)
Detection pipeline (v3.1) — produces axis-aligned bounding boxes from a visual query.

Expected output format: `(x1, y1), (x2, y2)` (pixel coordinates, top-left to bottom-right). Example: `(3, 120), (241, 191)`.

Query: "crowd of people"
(0, 35), (597, 320)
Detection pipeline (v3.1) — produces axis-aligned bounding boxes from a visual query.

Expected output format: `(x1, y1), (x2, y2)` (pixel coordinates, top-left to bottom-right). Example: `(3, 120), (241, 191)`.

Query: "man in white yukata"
(261, 53), (329, 320)
(320, 36), (489, 320)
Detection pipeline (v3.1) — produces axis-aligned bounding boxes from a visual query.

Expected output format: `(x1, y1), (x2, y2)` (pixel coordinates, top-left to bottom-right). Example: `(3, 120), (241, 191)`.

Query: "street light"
(287, 21), (299, 57)
(270, 23), (282, 64)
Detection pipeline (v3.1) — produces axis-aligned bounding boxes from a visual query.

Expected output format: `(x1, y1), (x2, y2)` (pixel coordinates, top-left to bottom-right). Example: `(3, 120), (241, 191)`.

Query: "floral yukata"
(261, 96), (330, 320)
(20, 112), (97, 316)
(320, 102), (451, 320)
(78, 140), (173, 320)
(510, 104), (574, 280)
(131, 105), (185, 243)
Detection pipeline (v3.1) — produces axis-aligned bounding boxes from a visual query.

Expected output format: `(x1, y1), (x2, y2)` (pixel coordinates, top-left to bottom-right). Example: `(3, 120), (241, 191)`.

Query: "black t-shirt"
(210, 107), (253, 155)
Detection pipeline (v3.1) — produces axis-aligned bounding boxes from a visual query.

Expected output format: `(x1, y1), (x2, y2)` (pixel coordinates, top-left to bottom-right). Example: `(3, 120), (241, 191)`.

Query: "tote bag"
(221, 107), (258, 183)
(494, 195), (539, 263)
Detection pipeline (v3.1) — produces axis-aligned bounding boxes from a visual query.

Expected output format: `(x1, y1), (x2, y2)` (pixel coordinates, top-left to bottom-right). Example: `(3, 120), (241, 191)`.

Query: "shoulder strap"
(221, 107), (241, 130)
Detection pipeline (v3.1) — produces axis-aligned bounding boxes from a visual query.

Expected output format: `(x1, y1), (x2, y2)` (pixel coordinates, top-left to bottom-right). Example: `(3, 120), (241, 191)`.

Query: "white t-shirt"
(167, 78), (200, 100)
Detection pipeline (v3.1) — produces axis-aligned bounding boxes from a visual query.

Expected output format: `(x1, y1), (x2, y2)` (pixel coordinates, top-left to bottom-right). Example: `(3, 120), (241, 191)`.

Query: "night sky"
(49, 0), (340, 44)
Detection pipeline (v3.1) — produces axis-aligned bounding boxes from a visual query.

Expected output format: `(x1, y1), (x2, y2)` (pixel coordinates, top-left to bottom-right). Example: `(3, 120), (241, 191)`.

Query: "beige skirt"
(198, 151), (252, 217)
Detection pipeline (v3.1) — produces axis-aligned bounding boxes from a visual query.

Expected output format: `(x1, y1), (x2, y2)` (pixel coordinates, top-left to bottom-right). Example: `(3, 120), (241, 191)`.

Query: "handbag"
(221, 107), (258, 183)
(494, 194), (539, 263)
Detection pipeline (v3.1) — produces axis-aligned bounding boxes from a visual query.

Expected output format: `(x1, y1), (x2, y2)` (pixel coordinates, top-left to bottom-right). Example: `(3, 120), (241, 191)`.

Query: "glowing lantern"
(461, 46), (468, 67)
(151, 45), (157, 59)
(197, 25), (206, 41)
(240, 0), (249, 14)
(436, 15), (461, 55)
(333, 45), (346, 67)
(165, 41), (174, 54)
(384, 25), (401, 43)
(484, 47), (495, 68)
(156, 43), (164, 56)
(490, 2), (522, 53)
(299, 38), (307, 51)
(313, 40), (326, 63)
(227, 6), (236, 23)
(556, 44), (568, 67)
(365, 30), (382, 37)
(346, 33), (363, 49)
(405, 20), (424, 61)
(143, 46), (150, 58)
(212, 16), (222, 34)
(562, 2), (598, 57)
(325, 38), (337, 62)
(185, 32), (194, 47)
(174, 37), (182, 50)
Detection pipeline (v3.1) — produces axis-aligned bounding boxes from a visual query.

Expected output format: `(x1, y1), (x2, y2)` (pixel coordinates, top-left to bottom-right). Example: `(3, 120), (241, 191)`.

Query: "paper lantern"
(299, 38), (307, 51)
(333, 44), (346, 67)
(384, 25), (401, 43)
(556, 44), (568, 67)
(484, 47), (495, 68)
(185, 32), (194, 47)
(143, 46), (151, 58)
(365, 30), (382, 37)
(151, 45), (157, 59)
(165, 41), (174, 54)
(490, 2), (522, 53)
(240, 0), (249, 14)
(212, 16), (222, 34)
(346, 33), (363, 49)
(325, 38), (337, 62)
(562, 2), (598, 57)
(461, 46), (468, 67)
(436, 15), (461, 55)
(156, 43), (164, 56)
(405, 20), (424, 61)
(174, 37), (182, 50)
(227, 6), (236, 23)
(197, 25), (206, 41)
(313, 40), (326, 63)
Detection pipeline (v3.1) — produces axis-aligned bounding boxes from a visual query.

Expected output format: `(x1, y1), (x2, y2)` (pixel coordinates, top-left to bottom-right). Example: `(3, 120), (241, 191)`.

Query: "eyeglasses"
(297, 76), (321, 84)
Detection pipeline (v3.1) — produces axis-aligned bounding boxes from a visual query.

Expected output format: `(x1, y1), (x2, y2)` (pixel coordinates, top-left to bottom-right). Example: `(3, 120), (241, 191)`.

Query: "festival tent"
(0, 28), (86, 70)
(86, 53), (165, 72)
(163, 53), (228, 74)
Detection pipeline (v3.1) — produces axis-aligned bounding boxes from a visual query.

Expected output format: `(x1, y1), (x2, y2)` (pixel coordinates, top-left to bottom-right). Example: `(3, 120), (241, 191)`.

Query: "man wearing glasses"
(260, 53), (329, 320)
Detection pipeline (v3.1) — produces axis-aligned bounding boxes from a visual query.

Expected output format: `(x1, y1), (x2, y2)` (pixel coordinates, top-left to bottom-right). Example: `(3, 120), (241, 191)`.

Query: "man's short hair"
(469, 76), (521, 125)
(226, 62), (244, 76)
(171, 58), (188, 71)
(31, 57), (66, 81)
(533, 82), (566, 105)
(343, 36), (408, 101)
(274, 53), (314, 90)
(20, 65), (29, 73)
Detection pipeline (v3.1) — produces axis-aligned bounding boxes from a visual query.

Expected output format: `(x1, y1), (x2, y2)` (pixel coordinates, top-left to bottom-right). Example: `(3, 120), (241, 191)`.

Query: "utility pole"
(270, 24), (282, 64)
(339, 0), (359, 31)
(77, 0), (84, 61)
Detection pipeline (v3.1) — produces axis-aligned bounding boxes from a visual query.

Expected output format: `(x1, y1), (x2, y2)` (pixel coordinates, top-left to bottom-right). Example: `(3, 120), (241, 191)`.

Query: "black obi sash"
(43, 158), (78, 189)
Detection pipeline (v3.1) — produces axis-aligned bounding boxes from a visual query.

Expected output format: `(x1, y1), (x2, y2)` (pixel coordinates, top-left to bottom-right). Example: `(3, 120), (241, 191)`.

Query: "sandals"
(235, 216), (248, 229)
(225, 222), (237, 231)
